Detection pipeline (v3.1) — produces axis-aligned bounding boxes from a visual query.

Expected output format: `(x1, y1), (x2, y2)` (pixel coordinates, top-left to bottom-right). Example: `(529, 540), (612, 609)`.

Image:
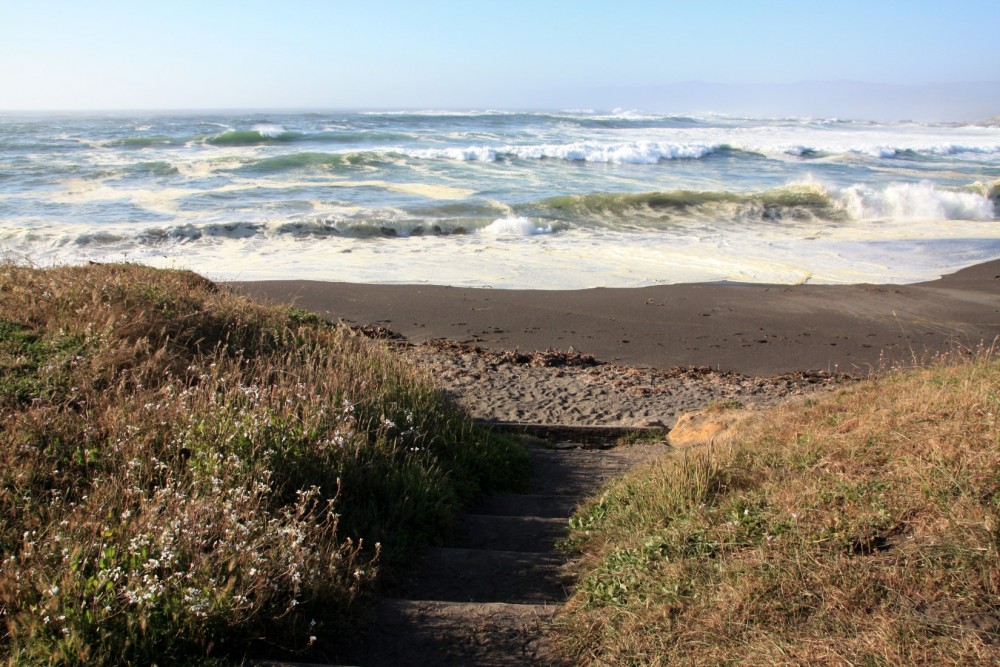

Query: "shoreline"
(229, 259), (1000, 377)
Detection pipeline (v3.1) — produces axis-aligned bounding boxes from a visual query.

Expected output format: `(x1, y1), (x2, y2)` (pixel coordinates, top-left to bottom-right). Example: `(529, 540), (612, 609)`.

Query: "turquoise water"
(1, 110), (999, 287)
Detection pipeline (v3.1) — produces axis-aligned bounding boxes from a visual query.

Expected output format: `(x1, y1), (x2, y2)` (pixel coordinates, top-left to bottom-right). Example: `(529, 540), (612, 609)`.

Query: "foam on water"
(326, 180), (475, 200)
(479, 217), (554, 236)
(837, 181), (996, 221)
(407, 141), (720, 163)
(3, 111), (1000, 289)
(80, 215), (1000, 289)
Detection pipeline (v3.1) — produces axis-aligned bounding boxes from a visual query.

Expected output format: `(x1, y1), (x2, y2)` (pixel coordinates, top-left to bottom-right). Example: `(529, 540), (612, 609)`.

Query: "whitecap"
(406, 141), (718, 164)
(837, 181), (995, 221)
(478, 217), (553, 236)
(251, 123), (287, 138)
(407, 146), (497, 161)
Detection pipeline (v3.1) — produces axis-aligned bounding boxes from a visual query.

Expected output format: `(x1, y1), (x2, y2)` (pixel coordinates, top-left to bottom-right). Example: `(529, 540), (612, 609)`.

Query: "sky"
(2, 0), (1000, 117)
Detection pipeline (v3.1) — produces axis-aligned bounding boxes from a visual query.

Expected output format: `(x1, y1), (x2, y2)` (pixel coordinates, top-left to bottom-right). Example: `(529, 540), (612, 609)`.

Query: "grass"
(0, 262), (528, 665)
(557, 352), (1000, 665)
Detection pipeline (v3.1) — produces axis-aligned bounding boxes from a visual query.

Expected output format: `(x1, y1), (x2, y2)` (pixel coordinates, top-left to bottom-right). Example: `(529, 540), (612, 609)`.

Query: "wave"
(196, 128), (1000, 158)
(406, 141), (727, 164)
(408, 141), (1000, 163)
(109, 215), (562, 246)
(273, 216), (560, 238)
(234, 151), (392, 173)
(271, 219), (468, 238)
(552, 112), (710, 130)
(72, 231), (127, 246)
(779, 143), (1000, 160)
(358, 109), (712, 130)
(61, 181), (1000, 253)
(107, 135), (182, 149)
(101, 128), (412, 150)
(204, 128), (306, 146)
(479, 217), (554, 236)
(127, 219), (475, 243)
(838, 182), (996, 221)
(138, 222), (267, 243)
(535, 181), (997, 223)
(986, 179), (1000, 204)
(537, 184), (841, 222)
(203, 126), (410, 147)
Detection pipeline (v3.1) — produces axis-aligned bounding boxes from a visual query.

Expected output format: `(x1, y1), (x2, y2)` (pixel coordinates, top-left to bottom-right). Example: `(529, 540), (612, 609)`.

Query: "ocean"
(1, 110), (998, 289)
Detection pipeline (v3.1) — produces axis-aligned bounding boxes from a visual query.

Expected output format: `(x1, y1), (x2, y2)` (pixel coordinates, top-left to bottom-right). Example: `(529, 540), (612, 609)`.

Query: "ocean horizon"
(2, 109), (999, 289)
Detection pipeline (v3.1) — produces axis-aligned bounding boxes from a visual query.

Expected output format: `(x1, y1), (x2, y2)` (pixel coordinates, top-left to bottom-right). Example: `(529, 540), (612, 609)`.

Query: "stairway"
(347, 439), (661, 666)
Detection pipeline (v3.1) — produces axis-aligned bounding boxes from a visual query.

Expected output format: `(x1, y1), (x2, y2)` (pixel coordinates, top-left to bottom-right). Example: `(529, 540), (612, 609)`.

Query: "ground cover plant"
(0, 262), (528, 665)
(557, 352), (1000, 665)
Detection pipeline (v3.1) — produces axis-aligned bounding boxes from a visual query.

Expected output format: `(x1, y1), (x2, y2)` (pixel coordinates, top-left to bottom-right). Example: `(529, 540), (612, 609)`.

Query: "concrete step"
(352, 599), (564, 667)
(341, 438), (662, 665)
(451, 515), (568, 553)
(473, 493), (582, 519)
(527, 455), (634, 495)
(400, 547), (568, 604)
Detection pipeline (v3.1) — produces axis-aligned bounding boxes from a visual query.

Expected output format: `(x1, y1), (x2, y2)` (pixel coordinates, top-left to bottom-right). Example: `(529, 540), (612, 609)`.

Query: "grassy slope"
(0, 263), (528, 666)
(558, 355), (1000, 666)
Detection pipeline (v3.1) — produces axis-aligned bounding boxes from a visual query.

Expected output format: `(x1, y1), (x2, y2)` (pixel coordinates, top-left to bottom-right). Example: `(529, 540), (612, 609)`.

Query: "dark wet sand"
(230, 260), (1000, 376)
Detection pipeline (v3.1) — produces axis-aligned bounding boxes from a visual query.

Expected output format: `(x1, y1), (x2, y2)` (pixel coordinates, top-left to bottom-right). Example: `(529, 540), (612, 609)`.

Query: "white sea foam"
(632, 121), (1000, 160)
(403, 129), (1000, 164)
(7, 111), (1000, 289)
(251, 123), (287, 137)
(837, 181), (995, 221)
(508, 141), (718, 163)
(479, 217), (553, 236)
(407, 141), (719, 164)
(408, 146), (497, 161)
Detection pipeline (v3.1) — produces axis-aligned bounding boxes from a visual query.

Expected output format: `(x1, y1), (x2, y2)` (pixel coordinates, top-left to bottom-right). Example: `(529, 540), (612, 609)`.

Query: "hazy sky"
(2, 0), (999, 112)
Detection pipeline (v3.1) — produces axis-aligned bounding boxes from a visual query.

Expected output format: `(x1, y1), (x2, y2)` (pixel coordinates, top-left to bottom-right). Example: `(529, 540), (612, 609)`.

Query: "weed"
(555, 351), (1000, 665)
(0, 262), (527, 664)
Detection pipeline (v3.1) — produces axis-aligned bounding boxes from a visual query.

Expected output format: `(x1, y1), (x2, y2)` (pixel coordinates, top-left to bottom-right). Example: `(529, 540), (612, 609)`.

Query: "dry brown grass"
(0, 262), (527, 665)
(557, 351), (1000, 665)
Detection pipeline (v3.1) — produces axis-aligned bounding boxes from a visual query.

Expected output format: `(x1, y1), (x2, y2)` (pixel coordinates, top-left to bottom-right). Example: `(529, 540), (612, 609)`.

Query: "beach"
(231, 258), (1000, 426)
(6, 110), (1000, 424)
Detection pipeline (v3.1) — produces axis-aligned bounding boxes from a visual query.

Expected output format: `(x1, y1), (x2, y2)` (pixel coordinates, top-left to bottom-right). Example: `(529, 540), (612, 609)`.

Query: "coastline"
(229, 259), (1000, 377)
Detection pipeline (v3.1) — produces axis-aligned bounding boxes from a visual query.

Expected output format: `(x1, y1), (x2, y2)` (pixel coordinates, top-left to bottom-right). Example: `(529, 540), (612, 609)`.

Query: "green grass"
(556, 353), (1000, 666)
(0, 262), (528, 665)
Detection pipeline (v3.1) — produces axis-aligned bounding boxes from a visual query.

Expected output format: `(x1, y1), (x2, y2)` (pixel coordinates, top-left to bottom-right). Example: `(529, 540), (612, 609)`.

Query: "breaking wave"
(271, 219), (474, 238)
(479, 217), (555, 236)
(202, 126), (409, 147)
(406, 141), (726, 164)
(107, 135), (182, 148)
(138, 222), (267, 243)
(234, 151), (393, 173)
(839, 182), (996, 221)
(537, 182), (997, 223)
(204, 128), (306, 146)
(72, 214), (565, 247)
(62, 180), (998, 255)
